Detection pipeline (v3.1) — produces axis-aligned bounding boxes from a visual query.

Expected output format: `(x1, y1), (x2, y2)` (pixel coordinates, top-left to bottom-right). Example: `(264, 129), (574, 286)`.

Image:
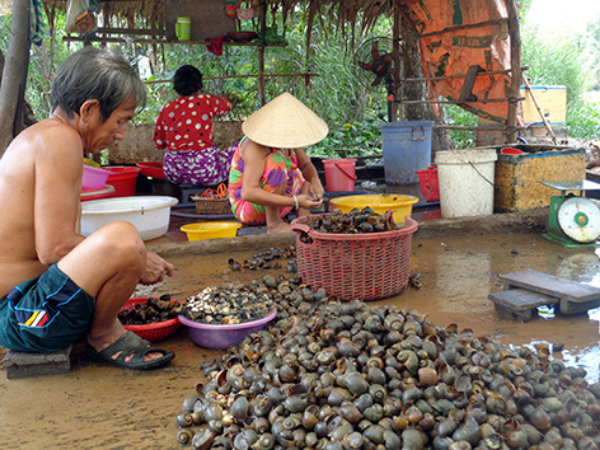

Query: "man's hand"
(138, 251), (174, 285)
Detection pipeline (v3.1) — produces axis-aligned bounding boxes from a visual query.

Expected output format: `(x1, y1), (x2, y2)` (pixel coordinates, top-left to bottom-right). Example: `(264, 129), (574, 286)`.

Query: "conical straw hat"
(242, 92), (329, 148)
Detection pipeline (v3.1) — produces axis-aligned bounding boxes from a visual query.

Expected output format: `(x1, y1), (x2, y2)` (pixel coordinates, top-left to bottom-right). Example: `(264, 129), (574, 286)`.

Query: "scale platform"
(539, 180), (600, 248)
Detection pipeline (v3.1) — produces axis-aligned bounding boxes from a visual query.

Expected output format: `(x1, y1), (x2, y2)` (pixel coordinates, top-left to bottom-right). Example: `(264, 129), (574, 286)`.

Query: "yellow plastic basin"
(180, 222), (242, 241)
(329, 194), (419, 224)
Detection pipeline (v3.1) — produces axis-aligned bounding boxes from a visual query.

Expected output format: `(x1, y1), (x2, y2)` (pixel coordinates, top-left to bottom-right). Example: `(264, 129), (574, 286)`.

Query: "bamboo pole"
(521, 76), (557, 144)
(143, 73), (319, 85)
(400, 97), (523, 105)
(418, 18), (507, 38)
(402, 67), (523, 83)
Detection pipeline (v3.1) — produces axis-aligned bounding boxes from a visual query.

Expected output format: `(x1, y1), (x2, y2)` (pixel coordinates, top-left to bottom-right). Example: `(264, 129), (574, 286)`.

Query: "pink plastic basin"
(178, 309), (277, 349)
(82, 165), (113, 190)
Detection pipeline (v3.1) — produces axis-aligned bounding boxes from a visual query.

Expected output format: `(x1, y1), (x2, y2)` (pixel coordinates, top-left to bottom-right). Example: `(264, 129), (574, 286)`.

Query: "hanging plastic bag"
(236, 1), (254, 20)
(65, 0), (96, 34)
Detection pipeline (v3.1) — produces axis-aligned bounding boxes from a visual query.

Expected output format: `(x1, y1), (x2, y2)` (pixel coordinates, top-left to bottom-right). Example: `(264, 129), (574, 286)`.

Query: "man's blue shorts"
(0, 264), (96, 353)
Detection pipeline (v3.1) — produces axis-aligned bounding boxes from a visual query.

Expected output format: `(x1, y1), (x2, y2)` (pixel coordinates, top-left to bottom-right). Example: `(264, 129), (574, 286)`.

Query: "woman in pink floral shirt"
(154, 65), (237, 186)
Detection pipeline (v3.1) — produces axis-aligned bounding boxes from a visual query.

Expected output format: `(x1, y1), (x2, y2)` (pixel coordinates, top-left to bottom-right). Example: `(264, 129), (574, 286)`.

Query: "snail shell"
(176, 429), (194, 445)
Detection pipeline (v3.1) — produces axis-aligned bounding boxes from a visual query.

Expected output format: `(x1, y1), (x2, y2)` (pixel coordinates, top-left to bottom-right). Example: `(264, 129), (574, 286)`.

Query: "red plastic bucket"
(106, 166), (141, 197)
(323, 158), (357, 192)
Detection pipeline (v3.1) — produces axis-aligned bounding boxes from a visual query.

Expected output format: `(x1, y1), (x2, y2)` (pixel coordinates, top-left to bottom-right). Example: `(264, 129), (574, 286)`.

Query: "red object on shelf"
(136, 162), (166, 179)
(119, 297), (182, 342)
(501, 147), (526, 155)
(291, 216), (418, 301)
(416, 165), (440, 202)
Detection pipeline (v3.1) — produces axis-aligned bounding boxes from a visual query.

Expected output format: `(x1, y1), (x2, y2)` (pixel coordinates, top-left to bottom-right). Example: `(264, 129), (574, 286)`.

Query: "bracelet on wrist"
(293, 195), (299, 210)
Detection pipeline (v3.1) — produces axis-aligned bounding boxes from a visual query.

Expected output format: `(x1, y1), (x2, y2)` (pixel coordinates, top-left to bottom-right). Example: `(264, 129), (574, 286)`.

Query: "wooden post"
(258, 0), (267, 105)
(0, 0), (31, 157)
(258, 45), (266, 105)
(505, 0), (521, 144)
(392, 6), (401, 122)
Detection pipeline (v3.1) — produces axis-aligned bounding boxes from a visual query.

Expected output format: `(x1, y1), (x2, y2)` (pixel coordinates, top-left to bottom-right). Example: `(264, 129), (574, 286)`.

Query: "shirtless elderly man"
(0, 47), (175, 370)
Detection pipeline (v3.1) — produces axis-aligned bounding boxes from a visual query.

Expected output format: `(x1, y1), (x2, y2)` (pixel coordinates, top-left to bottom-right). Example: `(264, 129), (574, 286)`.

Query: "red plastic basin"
(81, 184), (116, 202)
(106, 166), (141, 197)
(136, 162), (166, 179)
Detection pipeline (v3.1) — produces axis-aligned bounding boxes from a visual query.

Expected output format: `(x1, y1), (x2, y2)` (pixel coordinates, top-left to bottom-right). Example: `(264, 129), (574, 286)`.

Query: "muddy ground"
(1, 214), (600, 449)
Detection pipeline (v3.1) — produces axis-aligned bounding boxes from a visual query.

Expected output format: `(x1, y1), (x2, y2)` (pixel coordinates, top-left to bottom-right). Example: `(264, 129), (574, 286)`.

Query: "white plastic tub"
(81, 196), (179, 241)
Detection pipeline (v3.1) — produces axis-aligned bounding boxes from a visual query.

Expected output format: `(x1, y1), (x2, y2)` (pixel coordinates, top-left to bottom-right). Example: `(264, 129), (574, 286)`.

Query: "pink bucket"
(323, 158), (357, 192)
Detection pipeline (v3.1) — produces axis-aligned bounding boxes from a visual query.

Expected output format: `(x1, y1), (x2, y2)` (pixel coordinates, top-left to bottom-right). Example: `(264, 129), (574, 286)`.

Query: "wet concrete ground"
(2, 210), (600, 449)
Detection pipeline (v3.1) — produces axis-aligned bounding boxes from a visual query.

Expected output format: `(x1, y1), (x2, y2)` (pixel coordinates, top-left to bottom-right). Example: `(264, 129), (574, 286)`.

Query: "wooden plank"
(459, 65), (480, 103)
(489, 289), (558, 323)
(489, 288), (558, 311)
(560, 298), (600, 315)
(499, 269), (600, 303)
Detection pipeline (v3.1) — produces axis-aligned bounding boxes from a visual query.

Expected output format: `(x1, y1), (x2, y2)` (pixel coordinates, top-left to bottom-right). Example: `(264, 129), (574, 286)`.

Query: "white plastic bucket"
(435, 149), (497, 218)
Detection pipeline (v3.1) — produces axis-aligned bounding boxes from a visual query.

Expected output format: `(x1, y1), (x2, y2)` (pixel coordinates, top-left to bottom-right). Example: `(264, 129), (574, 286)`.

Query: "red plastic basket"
(416, 165), (440, 202)
(291, 216), (418, 301)
(119, 297), (182, 342)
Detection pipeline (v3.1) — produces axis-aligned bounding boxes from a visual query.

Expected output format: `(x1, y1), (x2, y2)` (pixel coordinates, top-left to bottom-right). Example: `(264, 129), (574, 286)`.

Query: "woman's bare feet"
(267, 221), (292, 234)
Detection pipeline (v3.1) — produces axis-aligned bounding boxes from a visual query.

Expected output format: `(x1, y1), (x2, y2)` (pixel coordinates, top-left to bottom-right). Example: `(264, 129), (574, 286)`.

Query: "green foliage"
(445, 104), (477, 150)
(312, 111), (387, 159)
(520, 19), (598, 140)
(567, 96), (600, 138)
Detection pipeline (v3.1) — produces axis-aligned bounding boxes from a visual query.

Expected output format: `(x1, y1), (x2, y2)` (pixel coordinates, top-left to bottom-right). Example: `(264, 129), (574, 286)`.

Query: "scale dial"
(557, 197), (600, 243)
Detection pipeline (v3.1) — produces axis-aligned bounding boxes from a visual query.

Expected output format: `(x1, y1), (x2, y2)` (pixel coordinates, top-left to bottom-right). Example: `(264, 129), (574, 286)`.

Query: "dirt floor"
(2, 210), (600, 449)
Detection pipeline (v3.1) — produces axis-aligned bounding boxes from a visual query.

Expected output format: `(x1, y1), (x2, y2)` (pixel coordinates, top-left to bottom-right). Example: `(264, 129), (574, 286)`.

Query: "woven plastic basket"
(291, 216), (418, 301)
(191, 196), (231, 215)
(120, 297), (182, 342)
(416, 165), (440, 202)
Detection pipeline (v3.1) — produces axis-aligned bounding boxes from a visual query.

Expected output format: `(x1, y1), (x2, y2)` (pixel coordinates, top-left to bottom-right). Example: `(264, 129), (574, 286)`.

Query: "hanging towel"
(206, 35), (231, 56)
(29, 0), (47, 46)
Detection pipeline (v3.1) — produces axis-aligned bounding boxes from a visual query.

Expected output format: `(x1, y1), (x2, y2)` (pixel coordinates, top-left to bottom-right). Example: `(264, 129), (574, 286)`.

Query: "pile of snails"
(173, 276), (600, 449)
(304, 208), (399, 234)
(118, 294), (182, 325)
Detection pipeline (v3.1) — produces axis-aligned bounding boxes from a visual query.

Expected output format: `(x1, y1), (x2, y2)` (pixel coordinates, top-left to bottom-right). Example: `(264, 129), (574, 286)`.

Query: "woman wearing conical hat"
(228, 92), (328, 233)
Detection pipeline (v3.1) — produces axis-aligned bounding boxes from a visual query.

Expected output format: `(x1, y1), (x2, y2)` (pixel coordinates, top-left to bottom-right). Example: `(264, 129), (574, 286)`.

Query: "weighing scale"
(539, 180), (600, 248)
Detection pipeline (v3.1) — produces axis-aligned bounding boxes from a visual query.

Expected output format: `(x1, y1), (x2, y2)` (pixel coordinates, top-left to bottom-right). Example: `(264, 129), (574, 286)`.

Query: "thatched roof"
(41, 0), (397, 33)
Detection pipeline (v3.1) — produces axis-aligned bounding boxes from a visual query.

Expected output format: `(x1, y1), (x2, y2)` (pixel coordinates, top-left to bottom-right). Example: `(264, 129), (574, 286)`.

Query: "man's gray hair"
(51, 46), (147, 121)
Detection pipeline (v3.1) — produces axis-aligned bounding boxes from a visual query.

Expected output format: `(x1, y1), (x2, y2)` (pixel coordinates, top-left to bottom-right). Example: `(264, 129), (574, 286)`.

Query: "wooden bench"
(489, 269), (600, 322)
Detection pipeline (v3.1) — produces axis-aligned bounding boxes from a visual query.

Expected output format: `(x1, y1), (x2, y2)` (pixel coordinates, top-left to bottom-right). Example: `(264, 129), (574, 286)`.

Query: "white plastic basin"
(81, 196), (179, 241)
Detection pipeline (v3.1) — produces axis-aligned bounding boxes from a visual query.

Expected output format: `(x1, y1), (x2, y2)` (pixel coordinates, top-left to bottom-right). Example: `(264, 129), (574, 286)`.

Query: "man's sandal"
(85, 331), (175, 370)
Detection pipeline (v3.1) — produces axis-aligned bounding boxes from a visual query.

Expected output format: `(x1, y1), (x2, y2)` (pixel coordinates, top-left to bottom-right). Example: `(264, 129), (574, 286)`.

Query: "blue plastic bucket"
(379, 121), (433, 184)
